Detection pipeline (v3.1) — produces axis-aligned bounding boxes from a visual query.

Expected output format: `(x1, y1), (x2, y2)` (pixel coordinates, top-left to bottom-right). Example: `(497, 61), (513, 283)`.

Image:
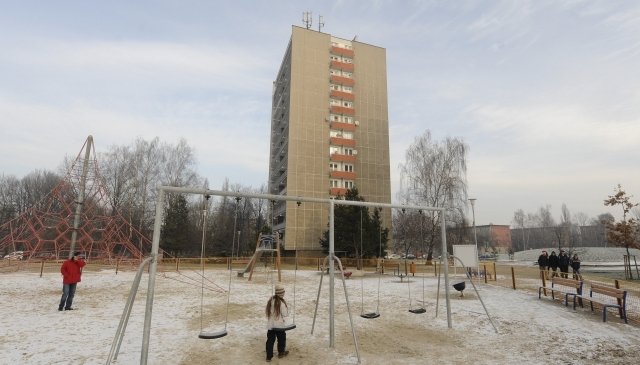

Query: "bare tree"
(161, 138), (199, 187)
(100, 145), (136, 214)
(512, 209), (527, 251)
(552, 203), (573, 250)
(398, 130), (468, 260)
(131, 137), (164, 237)
(0, 174), (22, 224)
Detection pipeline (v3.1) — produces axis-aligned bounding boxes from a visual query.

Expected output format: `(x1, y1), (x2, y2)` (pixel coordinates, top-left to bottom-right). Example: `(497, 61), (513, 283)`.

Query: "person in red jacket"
(58, 252), (86, 311)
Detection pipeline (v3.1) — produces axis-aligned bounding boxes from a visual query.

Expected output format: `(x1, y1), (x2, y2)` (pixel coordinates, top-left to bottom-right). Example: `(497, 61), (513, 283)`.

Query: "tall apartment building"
(268, 26), (391, 254)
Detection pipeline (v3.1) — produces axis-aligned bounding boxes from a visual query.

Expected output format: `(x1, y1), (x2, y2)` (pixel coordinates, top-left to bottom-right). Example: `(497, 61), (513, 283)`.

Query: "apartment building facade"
(268, 26), (391, 254)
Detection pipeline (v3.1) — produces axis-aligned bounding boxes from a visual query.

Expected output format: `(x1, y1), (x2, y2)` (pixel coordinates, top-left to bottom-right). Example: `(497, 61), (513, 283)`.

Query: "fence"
(4, 256), (639, 325)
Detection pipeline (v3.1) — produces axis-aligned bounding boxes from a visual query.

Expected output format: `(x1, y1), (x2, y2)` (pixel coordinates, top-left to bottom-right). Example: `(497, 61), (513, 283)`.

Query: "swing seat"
(453, 281), (466, 292)
(272, 324), (296, 331)
(360, 312), (380, 319)
(409, 308), (426, 314)
(198, 330), (228, 339)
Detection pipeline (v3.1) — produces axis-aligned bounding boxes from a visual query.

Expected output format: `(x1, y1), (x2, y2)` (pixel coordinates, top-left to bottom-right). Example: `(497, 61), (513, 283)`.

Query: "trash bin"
(409, 262), (416, 276)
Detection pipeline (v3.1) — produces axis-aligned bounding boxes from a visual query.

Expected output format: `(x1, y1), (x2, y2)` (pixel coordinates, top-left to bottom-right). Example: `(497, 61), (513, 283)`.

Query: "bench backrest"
(590, 283), (626, 300)
(551, 277), (582, 291)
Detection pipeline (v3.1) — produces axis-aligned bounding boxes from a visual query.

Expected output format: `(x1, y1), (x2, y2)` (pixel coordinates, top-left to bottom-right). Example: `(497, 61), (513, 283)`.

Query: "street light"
(469, 198), (479, 271)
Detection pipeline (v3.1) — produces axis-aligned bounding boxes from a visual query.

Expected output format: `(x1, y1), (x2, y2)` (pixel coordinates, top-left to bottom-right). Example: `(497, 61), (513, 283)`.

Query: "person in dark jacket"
(558, 250), (570, 278)
(537, 251), (549, 279)
(58, 252), (86, 311)
(548, 251), (559, 278)
(570, 254), (581, 280)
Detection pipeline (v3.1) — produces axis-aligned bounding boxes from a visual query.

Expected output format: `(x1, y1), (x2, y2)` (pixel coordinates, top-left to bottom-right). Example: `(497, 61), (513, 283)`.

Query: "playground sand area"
(2, 267), (640, 364)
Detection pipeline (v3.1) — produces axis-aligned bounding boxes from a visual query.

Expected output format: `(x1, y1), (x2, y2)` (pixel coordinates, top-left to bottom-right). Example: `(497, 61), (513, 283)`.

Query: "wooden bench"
(538, 277), (583, 306)
(572, 283), (628, 323)
(379, 262), (400, 276)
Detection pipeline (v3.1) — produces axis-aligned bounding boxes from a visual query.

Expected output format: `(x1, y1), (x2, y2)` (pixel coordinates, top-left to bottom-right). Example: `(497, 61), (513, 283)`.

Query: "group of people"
(537, 249), (581, 279)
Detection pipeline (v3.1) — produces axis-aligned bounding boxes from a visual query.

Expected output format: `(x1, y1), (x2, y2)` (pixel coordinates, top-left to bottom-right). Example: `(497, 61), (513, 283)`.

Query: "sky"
(1, 0), (639, 226)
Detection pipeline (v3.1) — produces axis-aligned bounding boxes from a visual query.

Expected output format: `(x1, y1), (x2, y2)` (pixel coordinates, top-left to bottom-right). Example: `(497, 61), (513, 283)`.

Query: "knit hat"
(275, 284), (285, 296)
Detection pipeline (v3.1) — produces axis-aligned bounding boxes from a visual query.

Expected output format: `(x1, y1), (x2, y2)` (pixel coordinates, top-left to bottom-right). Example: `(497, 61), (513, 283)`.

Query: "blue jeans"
(59, 283), (77, 310)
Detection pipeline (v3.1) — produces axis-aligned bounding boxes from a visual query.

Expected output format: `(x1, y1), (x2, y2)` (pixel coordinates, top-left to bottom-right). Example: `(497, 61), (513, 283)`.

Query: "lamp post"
(469, 199), (479, 269)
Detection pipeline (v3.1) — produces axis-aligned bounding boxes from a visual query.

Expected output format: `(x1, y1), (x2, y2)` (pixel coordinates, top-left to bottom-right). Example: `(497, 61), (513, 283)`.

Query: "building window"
(330, 163), (339, 171)
(344, 164), (353, 172)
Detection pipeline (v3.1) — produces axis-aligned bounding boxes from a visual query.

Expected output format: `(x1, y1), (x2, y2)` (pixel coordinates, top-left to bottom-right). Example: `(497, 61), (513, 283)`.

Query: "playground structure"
(106, 185), (466, 365)
(239, 233), (284, 282)
(0, 136), (151, 262)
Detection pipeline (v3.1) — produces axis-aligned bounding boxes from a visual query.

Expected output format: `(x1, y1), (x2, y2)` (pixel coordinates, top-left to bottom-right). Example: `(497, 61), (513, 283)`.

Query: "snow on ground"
(2, 266), (640, 365)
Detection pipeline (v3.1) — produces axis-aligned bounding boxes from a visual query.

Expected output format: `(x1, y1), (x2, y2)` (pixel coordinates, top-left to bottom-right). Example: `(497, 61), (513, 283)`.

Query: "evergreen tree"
(160, 194), (191, 257)
(319, 188), (388, 260)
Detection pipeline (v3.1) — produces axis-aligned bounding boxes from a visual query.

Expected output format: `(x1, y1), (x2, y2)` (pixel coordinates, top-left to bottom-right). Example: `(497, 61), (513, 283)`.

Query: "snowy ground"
(2, 266), (640, 365)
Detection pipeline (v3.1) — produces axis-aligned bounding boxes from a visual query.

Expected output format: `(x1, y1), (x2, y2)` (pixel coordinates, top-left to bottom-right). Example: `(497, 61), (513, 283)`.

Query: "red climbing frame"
(0, 137), (151, 262)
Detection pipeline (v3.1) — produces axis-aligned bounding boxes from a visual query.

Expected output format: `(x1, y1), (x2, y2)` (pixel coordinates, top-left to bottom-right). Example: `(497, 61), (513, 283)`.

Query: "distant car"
(385, 254), (401, 259)
(406, 254), (416, 259)
(36, 252), (57, 260)
(4, 251), (24, 260)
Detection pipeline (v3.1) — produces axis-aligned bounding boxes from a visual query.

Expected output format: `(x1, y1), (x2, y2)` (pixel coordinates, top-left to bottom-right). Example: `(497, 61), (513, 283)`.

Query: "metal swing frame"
(108, 186), (452, 365)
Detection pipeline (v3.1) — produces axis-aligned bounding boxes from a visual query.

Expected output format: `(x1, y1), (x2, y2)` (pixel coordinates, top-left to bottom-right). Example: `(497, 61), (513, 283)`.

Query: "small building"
(474, 224), (512, 254)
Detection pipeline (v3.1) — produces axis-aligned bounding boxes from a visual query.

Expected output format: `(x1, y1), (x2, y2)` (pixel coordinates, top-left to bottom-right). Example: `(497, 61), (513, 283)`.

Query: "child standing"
(265, 284), (290, 362)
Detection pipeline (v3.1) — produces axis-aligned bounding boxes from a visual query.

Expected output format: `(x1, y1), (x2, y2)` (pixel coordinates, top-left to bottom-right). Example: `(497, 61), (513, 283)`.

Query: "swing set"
(108, 186), (462, 365)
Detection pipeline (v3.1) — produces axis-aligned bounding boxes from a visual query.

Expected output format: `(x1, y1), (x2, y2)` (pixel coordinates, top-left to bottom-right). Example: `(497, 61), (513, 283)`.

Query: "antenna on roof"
(302, 11), (312, 29)
(318, 15), (325, 32)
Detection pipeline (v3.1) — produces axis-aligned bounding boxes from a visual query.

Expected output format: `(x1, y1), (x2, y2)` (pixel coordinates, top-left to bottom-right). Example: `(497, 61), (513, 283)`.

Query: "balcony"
(330, 46), (354, 58)
(329, 187), (348, 196)
(330, 153), (357, 163)
(330, 105), (355, 116)
(330, 90), (355, 101)
(330, 121), (356, 131)
(330, 60), (354, 72)
(330, 171), (356, 180)
(330, 137), (356, 147)
(330, 75), (355, 87)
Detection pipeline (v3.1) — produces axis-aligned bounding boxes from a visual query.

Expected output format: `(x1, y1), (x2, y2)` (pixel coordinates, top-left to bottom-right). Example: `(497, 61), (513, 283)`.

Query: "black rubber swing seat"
(360, 312), (380, 319)
(453, 282), (466, 292)
(198, 330), (228, 339)
(409, 308), (426, 314)
(272, 324), (296, 331)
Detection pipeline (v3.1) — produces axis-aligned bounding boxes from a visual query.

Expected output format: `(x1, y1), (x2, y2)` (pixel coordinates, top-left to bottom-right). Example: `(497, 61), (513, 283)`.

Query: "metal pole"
(469, 198), (479, 273)
(140, 189), (165, 365)
(329, 199), (335, 348)
(440, 210), (452, 328)
(69, 135), (93, 257)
